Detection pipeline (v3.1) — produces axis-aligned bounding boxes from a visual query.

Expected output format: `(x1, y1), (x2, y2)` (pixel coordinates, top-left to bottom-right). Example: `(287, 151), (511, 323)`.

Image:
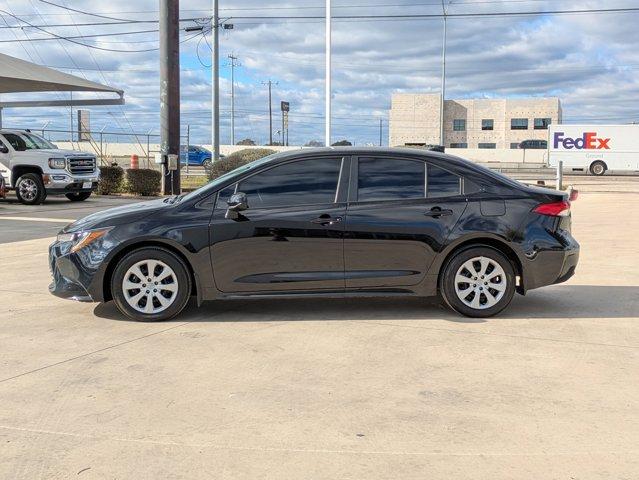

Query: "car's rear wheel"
(111, 247), (191, 322)
(590, 160), (607, 176)
(15, 173), (46, 205)
(65, 191), (92, 202)
(440, 247), (516, 318)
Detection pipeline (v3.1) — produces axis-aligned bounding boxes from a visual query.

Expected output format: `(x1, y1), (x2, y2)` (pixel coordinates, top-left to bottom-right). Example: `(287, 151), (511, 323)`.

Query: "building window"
(481, 119), (494, 131)
(449, 143), (467, 148)
(534, 117), (551, 129)
(510, 142), (520, 149)
(478, 143), (496, 149)
(453, 119), (466, 131)
(511, 118), (528, 130)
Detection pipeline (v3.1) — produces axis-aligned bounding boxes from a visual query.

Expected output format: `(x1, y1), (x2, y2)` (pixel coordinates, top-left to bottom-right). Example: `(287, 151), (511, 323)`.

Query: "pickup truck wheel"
(65, 192), (92, 202)
(16, 173), (46, 205)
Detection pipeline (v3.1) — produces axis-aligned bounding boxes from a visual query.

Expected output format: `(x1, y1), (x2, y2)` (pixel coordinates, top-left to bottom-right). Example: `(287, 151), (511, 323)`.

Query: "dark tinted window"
(358, 157), (425, 202)
(238, 158), (341, 208)
(215, 184), (237, 209)
(427, 164), (461, 198)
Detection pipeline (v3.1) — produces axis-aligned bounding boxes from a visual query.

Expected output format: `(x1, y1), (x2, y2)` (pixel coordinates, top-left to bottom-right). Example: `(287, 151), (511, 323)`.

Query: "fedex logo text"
(553, 132), (611, 150)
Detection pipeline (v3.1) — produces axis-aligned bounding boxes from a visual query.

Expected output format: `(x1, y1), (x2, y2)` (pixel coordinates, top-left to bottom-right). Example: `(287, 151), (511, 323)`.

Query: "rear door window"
(357, 157), (425, 202)
(427, 164), (461, 197)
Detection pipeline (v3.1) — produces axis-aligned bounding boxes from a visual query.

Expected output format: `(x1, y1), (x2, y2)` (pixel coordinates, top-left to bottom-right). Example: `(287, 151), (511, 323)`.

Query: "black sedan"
(49, 148), (579, 321)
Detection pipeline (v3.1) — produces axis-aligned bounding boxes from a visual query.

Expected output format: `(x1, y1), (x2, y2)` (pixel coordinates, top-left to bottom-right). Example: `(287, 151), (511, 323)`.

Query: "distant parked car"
(180, 145), (221, 167)
(518, 139), (547, 150)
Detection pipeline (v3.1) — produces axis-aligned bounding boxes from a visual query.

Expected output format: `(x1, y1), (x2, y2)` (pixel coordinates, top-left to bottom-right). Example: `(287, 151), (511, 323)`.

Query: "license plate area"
(82, 182), (92, 189)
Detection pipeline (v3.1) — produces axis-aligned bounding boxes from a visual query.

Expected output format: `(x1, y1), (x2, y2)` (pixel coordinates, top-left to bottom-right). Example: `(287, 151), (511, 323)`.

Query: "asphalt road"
(0, 194), (142, 244)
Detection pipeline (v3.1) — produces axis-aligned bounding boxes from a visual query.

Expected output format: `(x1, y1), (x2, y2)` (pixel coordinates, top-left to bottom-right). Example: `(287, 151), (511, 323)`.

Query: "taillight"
(533, 200), (571, 217)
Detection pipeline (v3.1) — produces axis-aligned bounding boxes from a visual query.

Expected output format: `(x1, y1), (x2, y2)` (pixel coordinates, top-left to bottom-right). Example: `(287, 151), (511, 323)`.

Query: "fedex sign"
(553, 131), (611, 150)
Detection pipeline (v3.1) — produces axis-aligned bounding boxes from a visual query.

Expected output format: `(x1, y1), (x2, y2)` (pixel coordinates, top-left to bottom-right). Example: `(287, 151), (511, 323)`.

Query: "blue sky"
(1, 0), (638, 146)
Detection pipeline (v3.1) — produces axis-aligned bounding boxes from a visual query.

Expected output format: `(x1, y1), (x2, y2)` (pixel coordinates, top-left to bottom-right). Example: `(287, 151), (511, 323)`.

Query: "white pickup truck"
(0, 129), (99, 205)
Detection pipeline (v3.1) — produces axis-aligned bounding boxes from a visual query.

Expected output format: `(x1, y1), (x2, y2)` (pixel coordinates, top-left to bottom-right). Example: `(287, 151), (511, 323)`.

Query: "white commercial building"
(389, 93), (562, 150)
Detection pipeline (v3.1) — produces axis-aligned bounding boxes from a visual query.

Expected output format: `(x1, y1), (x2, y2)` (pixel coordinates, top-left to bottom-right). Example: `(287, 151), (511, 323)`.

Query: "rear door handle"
(311, 215), (343, 226)
(424, 207), (453, 218)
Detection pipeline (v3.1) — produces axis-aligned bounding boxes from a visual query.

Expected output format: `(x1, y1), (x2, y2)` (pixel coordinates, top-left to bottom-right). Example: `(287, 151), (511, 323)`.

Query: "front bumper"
(43, 173), (99, 194)
(49, 241), (97, 302)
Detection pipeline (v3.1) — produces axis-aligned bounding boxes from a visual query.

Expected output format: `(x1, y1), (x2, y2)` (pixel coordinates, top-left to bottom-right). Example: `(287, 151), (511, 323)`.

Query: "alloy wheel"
(454, 256), (507, 310)
(18, 178), (38, 201)
(122, 259), (179, 314)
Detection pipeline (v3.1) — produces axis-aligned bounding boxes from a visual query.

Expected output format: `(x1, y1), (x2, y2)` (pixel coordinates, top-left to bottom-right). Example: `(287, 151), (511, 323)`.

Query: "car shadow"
(93, 284), (639, 324)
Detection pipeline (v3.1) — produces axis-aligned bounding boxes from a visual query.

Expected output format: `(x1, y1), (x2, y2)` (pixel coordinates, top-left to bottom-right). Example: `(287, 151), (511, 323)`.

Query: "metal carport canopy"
(0, 53), (124, 126)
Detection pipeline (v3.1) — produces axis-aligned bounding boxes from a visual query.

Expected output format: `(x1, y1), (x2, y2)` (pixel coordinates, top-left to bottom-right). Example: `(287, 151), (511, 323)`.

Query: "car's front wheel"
(440, 247), (516, 318)
(111, 247), (192, 321)
(65, 192), (92, 202)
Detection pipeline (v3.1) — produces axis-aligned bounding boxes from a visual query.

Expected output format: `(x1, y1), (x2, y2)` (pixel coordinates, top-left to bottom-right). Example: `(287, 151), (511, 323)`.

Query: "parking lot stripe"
(0, 216), (74, 223)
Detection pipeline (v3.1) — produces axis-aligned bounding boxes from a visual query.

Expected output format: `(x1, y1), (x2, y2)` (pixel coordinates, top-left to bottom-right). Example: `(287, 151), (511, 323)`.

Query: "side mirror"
(0, 144), (8, 154)
(225, 192), (248, 220)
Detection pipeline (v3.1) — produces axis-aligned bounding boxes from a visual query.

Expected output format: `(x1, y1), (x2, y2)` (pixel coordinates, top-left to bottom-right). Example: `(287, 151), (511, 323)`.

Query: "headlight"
(49, 158), (66, 169)
(57, 228), (112, 253)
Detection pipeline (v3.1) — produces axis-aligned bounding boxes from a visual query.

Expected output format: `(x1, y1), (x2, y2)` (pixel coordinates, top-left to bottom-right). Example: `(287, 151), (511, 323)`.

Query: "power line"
(0, 9), (201, 52)
(223, 7), (639, 21)
(35, 0), (138, 22)
(0, 28), (159, 43)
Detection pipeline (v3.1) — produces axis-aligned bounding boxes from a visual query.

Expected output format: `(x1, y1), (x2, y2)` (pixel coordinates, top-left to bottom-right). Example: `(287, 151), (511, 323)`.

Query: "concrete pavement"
(0, 188), (638, 479)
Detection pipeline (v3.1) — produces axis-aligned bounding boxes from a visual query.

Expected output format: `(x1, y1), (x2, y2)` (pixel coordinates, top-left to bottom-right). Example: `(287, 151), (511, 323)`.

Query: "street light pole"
(439, 0), (448, 147)
(228, 54), (238, 145)
(212, 0), (220, 162)
(325, 0), (331, 147)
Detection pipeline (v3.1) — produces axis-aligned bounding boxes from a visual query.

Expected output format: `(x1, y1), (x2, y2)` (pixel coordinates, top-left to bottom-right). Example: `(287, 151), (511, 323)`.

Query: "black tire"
(111, 247), (192, 322)
(439, 246), (516, 318)
(590, 160), (607, 176)
(15, 173), (46, 205)
(65, 191), (92, 202)
(202, 159), (212, 169)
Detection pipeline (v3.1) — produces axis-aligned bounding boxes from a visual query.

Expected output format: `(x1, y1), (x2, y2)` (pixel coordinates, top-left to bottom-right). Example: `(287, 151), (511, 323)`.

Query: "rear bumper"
(522, 237), (579, 292)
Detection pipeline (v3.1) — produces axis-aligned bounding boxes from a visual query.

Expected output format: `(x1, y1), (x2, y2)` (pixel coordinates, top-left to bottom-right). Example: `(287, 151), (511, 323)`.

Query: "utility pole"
(379, 118), (383, 146)
(212, 0), (220, 162)
(228, 54), (239, 145)
(439, 0), (448, 147)
(325, 0), (331, 147)
(160, 0), (180, 194)
(262, 80), (277, 145)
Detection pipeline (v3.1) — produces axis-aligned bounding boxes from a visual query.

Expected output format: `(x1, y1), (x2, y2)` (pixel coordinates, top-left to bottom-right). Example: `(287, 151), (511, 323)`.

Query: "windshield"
(2, 132), (56, 151)
(180, 152), (283, 202)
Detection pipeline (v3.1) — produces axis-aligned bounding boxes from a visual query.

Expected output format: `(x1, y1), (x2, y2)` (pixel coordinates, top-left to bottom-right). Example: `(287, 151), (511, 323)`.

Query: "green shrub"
(97, 165), (124, 195)
(126, 168), (162, 196)
(205, 148), (276, 180)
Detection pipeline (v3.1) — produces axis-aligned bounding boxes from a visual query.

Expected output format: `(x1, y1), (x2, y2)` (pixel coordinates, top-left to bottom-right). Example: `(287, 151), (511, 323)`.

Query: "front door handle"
(311, 215), (343, 226)
(424, 207), (454, 218)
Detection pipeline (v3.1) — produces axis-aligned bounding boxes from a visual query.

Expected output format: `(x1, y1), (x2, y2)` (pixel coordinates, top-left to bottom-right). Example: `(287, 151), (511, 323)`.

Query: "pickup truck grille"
(67, 157), (96, 175)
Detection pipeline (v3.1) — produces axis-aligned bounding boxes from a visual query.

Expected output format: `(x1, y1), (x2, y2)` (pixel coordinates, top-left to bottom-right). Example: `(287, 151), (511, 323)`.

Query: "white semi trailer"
(548, 124), (639, 175)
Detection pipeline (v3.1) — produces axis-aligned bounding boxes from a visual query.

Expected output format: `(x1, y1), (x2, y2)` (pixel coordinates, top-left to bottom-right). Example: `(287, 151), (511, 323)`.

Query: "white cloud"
(1, 0), (638, 145)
